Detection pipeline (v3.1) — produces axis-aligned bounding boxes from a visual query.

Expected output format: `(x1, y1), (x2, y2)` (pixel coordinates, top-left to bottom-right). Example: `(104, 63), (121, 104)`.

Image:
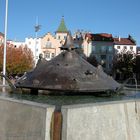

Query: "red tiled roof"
(99, 33), (112, 38)
(85, 33), (113, 41)
(114, 38), (136, 45)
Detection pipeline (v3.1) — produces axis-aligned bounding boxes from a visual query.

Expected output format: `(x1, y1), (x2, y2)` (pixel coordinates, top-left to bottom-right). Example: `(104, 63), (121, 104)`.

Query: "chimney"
(118, 36), (121, 41)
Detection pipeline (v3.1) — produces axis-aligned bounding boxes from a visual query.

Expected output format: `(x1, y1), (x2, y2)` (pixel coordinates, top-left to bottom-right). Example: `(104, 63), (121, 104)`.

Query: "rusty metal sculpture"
(15, 34), (121, 95)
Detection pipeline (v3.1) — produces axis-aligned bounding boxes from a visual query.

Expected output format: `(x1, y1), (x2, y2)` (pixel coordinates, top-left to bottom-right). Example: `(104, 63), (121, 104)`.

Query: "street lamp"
(34, 17), (41, 65)
(2, 0), (8, 88)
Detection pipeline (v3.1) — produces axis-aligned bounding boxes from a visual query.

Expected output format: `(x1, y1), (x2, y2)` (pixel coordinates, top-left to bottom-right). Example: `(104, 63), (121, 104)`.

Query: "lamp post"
(2, 0), (8, 89)
(34, 17), (41, 66)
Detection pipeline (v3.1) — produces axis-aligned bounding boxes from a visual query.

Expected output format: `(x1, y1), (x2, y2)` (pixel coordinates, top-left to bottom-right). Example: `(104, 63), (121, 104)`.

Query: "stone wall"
(62, 99), (140, 140)
(0, 96), (55, 140)
(1, 96), (140, 140)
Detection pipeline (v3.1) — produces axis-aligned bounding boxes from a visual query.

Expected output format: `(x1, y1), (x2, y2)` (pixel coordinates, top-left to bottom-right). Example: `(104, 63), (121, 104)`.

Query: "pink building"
(41, 17), (69, 60)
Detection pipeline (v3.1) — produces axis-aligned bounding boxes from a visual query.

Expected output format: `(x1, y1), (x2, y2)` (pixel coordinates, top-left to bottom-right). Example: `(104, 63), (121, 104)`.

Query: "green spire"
(57, 17), (68, 32)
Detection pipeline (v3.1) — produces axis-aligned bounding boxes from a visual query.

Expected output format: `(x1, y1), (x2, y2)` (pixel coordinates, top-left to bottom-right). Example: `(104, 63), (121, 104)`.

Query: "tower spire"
(57, 16), (68, 33)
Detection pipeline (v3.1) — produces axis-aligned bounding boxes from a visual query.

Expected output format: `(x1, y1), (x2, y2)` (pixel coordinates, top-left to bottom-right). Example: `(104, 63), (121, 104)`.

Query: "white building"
(114, 35), (136, 55)
(83, 33), (114, 74)
(7, 40), (25, 48)
(25, 37), (42, 64)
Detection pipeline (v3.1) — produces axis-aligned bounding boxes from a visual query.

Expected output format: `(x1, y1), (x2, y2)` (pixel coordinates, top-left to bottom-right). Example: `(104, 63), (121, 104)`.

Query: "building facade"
(7, 40), (25, 48)
(114, 35), (136, 55)
(41, 32), (62, 60)
(25, 37), (41, 64)
(83, 33), (114, 73)
(40, 17), (69, 61)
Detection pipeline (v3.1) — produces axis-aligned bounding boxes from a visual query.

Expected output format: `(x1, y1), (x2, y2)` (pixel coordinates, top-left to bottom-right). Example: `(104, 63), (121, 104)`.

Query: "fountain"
(13, 34), (121, 96)
(0, 34), (140, 140)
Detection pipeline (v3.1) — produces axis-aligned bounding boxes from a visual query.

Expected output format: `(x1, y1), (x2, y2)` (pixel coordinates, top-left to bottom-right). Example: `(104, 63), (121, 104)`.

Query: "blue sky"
(0, 0), (140, 45)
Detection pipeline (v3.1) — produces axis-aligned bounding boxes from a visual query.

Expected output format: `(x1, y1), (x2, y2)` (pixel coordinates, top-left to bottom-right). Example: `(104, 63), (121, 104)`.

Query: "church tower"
(56, 17), (68, 43)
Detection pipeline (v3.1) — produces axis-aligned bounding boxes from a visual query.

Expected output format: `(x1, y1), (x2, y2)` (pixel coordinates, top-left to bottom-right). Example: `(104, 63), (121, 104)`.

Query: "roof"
(113, 37), (136, 45)
(85, 33), (136, 45)
(85, 33), (113, 42)
(56, 17), (68, 33)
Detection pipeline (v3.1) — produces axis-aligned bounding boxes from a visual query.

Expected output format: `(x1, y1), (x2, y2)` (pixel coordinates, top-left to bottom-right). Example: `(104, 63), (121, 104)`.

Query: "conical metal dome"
(15, 34), (121, 94)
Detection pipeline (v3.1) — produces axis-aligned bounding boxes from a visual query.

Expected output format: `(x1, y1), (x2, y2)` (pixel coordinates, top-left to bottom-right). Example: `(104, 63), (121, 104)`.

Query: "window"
(92, 46), (96, 52)
(130, 46), (133, 50)
(109, 63), (112, 69)
(52, 53), (55, 58)
(117, 46), (120, 49)
(46, 41), (52, 48)
(45, 52), (50, 59)
(124, 46), (127, 49)
(101, 46), (106, 52)
(101, 55), (106, 59)
(109, 55), (113, 62)
(108, 46), (113, 52)
(58, 36), (60, 40)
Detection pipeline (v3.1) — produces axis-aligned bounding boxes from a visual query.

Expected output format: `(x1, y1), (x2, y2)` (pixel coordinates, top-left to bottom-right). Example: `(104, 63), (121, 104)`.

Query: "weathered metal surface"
(52, 111), (62, 140)
(15, 34), (121, 94)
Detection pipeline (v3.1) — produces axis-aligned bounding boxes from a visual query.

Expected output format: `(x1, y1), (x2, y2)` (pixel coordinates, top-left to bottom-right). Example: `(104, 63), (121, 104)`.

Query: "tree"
(135, 55), (140, 82)
(0, 44), (34, 76)
(87, 55), (98, 67)
(112, 51), (136, 80)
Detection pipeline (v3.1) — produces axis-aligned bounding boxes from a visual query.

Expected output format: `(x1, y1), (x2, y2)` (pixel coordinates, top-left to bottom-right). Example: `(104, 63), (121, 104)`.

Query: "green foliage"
(112, 51), (136, 80)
